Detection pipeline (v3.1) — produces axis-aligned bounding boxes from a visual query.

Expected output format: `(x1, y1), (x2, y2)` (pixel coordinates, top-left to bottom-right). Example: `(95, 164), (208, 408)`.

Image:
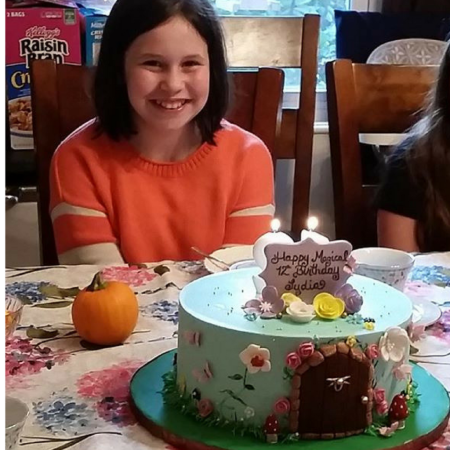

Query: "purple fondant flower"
(243, 286), (284, 319)
(335, 283), (363, 314)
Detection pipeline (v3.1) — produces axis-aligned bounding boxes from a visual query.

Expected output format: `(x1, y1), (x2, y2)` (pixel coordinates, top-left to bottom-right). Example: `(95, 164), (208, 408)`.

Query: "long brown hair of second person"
(405, 43), (450, 251)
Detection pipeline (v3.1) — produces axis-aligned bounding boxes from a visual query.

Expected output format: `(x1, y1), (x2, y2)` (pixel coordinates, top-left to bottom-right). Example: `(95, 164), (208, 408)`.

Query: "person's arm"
(377, 210), (419, 252)
(223, 138), (275, 246)
(50, 143), (125, 265)
(375, 147), (423, 252)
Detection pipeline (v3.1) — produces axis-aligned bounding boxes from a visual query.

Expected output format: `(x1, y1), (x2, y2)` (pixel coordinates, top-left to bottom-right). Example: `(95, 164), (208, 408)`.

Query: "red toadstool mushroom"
(389, 394), (409, 426)
(264, 414), (279, 444)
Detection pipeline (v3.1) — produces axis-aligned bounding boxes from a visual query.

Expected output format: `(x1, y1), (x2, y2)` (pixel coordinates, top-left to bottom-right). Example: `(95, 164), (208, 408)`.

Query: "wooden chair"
(222, 15), (320, 235)
(326, 59), (439, 248)
(30, 60), (284, 265)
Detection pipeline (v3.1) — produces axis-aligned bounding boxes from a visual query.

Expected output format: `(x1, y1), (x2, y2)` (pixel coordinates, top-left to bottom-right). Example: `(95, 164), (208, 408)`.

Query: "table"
(5, 254), (450, 450)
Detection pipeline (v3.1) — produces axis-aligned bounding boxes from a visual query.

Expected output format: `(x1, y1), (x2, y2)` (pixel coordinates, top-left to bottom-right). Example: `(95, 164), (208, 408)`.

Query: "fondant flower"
(379, 327), (410, 363)
(243, 286), (284, 319)
(365, 344), (379, 360)
(239, 344), (271, 374)
(273, 397), (290, 415)
(374, 388), (386, 404)
(364, 322), (375, 331)
(379, 421), (399, 437)
(297, 342), (315, 359)
(313, 293), (345, 320)
(197, 398), (213, 417)
(346, 314), (364, 325)
(286, 300), (315, 323)
(346, 335), (357, 348)
(407, 323), (426, 343)
(285, 352), (301, 369)
(393, 363), (412, 381)
(183, 330), (201, 346)
(334, 283), (363, 314)
(281, 292), (301, 308)
(243, 406), (255, 419)
(376, 400), (389, 416)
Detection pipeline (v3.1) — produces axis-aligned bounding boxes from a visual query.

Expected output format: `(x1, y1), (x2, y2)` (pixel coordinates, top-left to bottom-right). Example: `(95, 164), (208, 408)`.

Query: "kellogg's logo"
(19, 26), (69, 68)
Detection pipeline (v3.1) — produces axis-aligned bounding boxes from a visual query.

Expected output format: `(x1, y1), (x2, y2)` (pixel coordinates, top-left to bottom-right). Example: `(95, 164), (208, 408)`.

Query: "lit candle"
(300, 216), (329, 244)
(253, 219), (294, 270)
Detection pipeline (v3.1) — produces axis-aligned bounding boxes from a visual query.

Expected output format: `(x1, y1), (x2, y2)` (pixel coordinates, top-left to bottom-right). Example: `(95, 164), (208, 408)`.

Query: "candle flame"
(307, 216), (318, 231)
(271, 218), (281, 232)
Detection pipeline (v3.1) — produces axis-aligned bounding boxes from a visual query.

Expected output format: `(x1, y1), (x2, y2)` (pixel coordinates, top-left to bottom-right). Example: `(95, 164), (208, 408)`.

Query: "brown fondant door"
(297, 352), (371, 438)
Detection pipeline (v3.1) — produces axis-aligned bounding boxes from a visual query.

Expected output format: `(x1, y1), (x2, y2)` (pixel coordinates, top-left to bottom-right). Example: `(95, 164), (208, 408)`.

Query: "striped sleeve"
(49, 143), (125, 265)
(223, 138), (275, 246)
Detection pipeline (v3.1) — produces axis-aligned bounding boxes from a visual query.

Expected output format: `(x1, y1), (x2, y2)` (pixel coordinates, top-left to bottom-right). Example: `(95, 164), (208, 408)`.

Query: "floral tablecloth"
(5, 253), (450, 450)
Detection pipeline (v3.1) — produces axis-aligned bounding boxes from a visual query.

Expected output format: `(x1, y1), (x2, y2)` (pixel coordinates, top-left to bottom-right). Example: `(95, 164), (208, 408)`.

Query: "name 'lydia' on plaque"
(259, 238), (353, 303)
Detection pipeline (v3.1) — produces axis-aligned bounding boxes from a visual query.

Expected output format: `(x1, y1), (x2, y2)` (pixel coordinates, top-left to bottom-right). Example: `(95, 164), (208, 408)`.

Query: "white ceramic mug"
(351, 247), (415, 291)
(5, 397), (28, 450)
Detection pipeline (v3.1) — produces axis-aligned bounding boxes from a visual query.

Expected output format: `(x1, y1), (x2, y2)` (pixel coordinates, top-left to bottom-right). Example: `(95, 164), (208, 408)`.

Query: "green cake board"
(130, 350), (450, 450)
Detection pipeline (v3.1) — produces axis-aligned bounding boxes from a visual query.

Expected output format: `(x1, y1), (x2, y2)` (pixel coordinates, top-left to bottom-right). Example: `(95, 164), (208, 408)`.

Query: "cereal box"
(6, 0), (82, 150)
(78, 6), (108, 66)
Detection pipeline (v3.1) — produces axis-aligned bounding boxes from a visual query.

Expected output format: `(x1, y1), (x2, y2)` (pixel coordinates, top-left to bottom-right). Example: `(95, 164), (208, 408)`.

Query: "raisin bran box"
(6, 0), (82, 150)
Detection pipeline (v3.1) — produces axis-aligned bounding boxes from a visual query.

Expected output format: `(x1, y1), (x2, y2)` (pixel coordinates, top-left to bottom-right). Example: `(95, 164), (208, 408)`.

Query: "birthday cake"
(163, 229), (416, 443)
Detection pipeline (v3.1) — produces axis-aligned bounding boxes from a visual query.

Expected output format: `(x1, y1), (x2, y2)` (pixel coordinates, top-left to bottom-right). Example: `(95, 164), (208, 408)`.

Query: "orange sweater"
(50, 120), (275, 264)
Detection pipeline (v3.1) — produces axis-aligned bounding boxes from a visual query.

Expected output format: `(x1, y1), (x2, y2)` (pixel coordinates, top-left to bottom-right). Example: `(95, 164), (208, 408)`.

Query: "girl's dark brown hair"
(405, 43), (450, 251)
(93, 0), (229, 145)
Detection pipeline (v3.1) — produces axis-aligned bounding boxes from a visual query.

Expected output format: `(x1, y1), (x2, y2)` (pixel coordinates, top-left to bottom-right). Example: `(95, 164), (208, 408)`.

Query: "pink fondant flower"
(273, 397), (290, 415)
(379, 421), (399, 437)
(197, 398), (214, 418)
(297, 342), (315, 360)
(374, 388), (386, 405)
(407, 323), (426, 343)
(239, 344), (271, 373)
(183, 330), (201, 346)
(393, 363), (413, 381)
(285, 352), (301, 370)
(376, 400), (389, 416)
(365, 344), (379, 360)
(242, 286), (284, 319)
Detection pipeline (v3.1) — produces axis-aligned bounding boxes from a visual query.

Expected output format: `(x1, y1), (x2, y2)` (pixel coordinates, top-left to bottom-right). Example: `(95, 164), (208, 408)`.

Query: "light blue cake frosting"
(176, 268), (413, 435)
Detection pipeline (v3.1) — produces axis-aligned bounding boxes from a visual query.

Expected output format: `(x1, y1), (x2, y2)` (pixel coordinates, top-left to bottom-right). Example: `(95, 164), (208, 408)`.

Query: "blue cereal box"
(78, 1), (113, 66)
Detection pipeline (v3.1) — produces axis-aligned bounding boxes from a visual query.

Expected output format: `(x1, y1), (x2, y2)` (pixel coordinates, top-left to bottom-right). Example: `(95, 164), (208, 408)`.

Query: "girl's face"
(124, 15), (210, 134)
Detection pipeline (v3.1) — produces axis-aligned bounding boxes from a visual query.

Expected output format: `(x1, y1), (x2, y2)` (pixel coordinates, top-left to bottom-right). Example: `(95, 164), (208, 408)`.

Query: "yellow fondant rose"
(346, 335), (357, 348)
(313, 293), (345, 320)
(281, 292), (301, 309)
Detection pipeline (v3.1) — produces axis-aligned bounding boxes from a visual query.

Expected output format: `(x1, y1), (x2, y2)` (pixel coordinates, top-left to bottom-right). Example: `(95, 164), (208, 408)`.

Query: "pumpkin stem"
(87, 272), (107, 292)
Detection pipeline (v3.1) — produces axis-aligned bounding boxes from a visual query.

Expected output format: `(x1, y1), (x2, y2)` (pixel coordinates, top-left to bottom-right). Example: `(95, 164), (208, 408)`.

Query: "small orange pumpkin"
(72, 273), (139, 345)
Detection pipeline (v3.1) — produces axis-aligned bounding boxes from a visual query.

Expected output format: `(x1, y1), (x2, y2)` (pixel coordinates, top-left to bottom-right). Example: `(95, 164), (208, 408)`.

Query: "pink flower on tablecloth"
(77, 360), (144, 427)
(101, 266), (157, 287)
(5, 337), (70, 389)
(426, 429), (450, 449)
(428, 311), (450, 345)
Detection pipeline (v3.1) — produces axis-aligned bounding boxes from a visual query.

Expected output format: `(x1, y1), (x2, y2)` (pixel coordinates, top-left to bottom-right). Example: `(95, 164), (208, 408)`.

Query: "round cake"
(167, 267), (414, 441)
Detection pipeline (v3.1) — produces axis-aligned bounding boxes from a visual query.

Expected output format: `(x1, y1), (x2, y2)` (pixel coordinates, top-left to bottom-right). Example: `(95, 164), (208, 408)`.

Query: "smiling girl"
(50, 0), (275, 265)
